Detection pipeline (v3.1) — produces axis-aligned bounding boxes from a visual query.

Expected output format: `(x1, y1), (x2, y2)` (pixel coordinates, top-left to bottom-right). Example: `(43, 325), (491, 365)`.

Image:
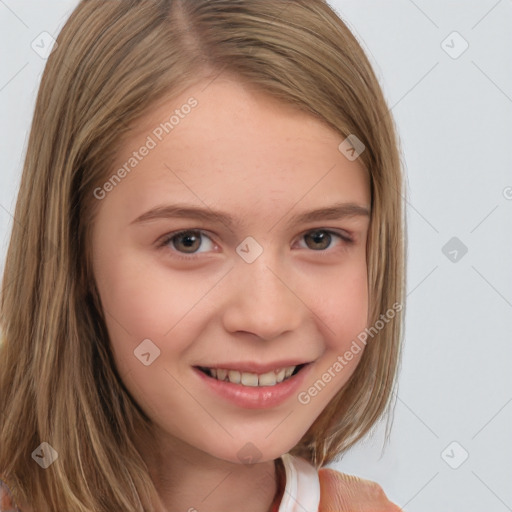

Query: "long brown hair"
(0, 0), (406, 510)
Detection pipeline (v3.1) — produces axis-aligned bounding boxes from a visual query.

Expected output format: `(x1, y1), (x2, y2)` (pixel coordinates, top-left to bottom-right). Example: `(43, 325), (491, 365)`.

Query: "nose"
(221, 252), (303, 341)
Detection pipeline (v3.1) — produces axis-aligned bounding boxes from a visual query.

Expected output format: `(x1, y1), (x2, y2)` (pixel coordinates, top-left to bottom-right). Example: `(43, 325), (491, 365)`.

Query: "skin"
(90, 75), (371, 512)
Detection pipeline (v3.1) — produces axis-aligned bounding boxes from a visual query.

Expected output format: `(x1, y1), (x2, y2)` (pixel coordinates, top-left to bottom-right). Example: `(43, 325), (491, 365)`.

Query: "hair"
(0, 0), (406, 510)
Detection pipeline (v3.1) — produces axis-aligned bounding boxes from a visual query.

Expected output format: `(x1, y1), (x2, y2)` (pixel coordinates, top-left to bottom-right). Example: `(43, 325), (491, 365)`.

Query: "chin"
(203, 441), (291, 466)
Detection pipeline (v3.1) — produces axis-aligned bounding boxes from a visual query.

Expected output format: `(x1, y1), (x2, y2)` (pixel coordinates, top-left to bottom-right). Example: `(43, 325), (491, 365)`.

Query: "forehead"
(106, 77), (370, 222)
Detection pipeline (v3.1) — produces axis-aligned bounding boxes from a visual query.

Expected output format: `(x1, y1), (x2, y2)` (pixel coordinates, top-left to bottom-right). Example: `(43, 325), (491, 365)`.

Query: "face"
(90, 76), (371, 465)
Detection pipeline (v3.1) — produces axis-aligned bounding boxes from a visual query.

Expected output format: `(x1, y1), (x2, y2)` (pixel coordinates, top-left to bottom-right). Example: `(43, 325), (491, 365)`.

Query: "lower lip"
(193, 364), (312, 409)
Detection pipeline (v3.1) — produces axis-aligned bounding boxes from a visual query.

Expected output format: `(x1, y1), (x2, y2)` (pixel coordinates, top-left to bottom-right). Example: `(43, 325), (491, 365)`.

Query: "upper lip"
(195, 360), (311, 374)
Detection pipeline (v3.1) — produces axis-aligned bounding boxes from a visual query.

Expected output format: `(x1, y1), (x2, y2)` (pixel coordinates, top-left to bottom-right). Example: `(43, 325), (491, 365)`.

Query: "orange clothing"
(269, 453), (400, 512)
(1, 478), (20, 511)
(317, 468), (401, 511)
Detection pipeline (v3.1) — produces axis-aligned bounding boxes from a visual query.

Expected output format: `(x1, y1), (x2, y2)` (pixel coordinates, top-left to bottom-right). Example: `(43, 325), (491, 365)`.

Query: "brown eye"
(162, 230), (214, 254)
(303, 230), (332, 250)
(301, 229), (352, 251)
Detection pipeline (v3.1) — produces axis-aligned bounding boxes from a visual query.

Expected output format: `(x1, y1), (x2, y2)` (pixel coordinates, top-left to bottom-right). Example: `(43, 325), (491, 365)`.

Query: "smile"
(197, 364), (306, 387)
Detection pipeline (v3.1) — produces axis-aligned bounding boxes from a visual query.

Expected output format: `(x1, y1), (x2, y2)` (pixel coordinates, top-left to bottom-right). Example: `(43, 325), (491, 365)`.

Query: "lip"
(195, 359), (311, 374)
(193, 362), (313, 409)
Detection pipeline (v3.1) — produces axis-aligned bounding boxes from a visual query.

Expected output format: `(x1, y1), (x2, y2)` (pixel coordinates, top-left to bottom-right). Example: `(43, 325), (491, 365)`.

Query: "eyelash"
(157, 228), (354, 261)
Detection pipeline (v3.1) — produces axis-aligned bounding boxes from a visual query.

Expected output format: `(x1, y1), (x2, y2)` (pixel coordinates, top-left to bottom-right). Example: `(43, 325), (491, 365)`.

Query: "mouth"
(195, 363), (308, 387)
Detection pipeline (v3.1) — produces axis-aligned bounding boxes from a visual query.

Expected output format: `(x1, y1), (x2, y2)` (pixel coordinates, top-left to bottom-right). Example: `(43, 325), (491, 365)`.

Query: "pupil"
(306, 230), (330, 250)
(176, 231), (200, 252)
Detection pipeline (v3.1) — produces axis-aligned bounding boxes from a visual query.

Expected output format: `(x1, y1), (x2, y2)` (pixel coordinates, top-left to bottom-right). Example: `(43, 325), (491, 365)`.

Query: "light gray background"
(1, 1), (511, 511)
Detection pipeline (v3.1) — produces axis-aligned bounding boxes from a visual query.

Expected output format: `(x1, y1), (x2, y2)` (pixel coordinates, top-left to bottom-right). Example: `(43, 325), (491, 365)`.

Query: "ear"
(318, 468), (402, 511)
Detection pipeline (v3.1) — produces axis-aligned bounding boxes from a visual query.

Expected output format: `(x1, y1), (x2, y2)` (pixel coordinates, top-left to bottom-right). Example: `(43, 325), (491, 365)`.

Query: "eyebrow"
(130, 202), (370, 230)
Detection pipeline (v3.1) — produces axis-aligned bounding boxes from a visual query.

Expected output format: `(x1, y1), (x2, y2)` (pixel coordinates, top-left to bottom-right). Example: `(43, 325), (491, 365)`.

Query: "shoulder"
(318, 468), (401, 512)
(0, 478), (21, 511)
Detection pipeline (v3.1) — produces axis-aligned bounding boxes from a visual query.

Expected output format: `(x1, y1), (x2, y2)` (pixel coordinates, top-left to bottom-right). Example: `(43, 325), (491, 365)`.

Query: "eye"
(296, 229), (353, 251)
(158, 228), (353, 260)
(159, 229), (216, 259)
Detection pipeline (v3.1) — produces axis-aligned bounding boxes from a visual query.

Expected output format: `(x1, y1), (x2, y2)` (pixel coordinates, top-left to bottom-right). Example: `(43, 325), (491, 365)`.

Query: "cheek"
(94, 253), (211, 368)
(297, 261), (368, 411)
(315, 257), (369, 350)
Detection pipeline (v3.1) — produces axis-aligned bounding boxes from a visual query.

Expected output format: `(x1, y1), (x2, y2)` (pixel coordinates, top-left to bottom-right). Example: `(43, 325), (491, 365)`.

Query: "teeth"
(228, 370), (241, 384)
(206, 365), (298, 386)
(216, 368), (228, 381)
(241, 372), (259, 386)
(258, 371), (277, 386)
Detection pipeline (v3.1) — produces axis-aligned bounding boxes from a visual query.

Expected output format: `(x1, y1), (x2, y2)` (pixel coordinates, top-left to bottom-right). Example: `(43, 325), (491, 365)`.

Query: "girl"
(0, 1), (405, 510)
